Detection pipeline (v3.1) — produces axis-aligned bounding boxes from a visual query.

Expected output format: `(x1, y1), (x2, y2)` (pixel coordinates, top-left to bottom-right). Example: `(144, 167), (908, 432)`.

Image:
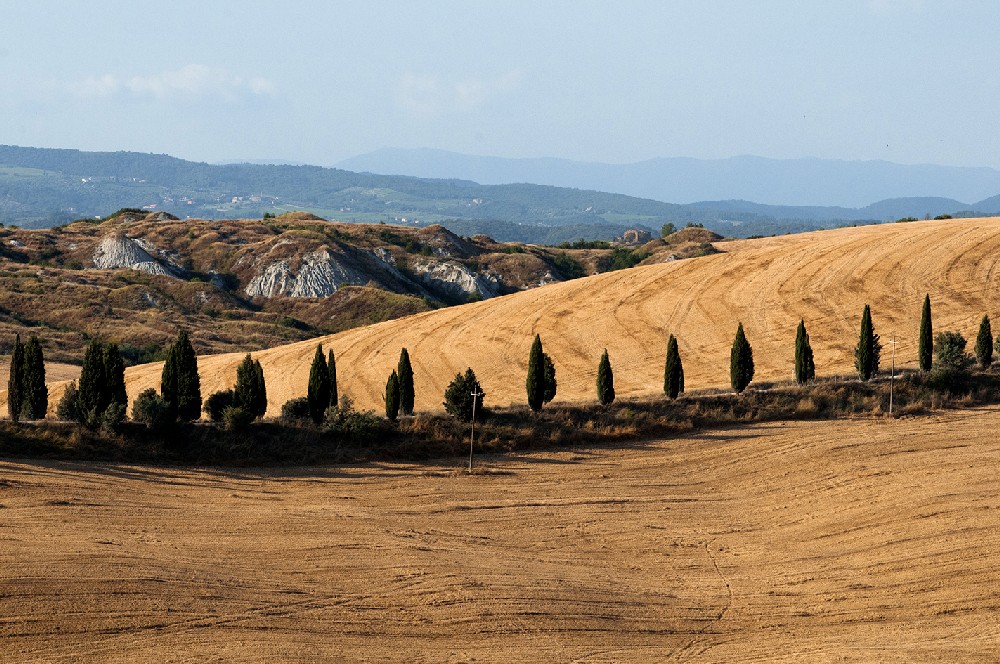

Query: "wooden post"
(469, 388), (483, 472)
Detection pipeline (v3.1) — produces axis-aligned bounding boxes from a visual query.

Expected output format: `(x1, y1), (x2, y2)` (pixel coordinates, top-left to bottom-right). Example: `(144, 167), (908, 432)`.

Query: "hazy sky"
(3, 1), (999, 168)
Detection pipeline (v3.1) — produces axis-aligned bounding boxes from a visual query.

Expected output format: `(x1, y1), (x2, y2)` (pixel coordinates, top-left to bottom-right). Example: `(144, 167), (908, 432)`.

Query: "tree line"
(5, 294), (995, 428)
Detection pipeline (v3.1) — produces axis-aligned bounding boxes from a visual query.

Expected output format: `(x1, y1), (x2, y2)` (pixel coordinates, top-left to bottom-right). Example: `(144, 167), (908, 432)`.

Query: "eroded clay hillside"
(121, 216), (1000, 416)
(0, 210), (676, 362)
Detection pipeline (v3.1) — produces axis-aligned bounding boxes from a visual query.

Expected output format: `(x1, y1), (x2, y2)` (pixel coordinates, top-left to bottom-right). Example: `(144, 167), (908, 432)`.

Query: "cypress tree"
(7, 334), (24, 422)
(104, 343), (127, 409)
(525, 334), (545, 412)
(160, 337), (180, 418)
(918, 294), (933, 372)
(794, 319), (815, 384)
(175, 330), (201, 421)
(664, 334), (684, 400)
(975, 314), (993, 369)
(234, 354), (256, 416)
(542, 352), (556, 404)
(443, 368), (485, 422)
(22, 336), (47, 420)
(77, 340), (106, 426)
(596, 349), (615, 405)
(385, 370), (400, 421)
(854, 304), (882, 381)
(397, 348), (414, 415)
(730, 323), (755, 393)
(252, 359), (267, 419)
(327, 349), (338, 409)
(307, 345), (331, 424)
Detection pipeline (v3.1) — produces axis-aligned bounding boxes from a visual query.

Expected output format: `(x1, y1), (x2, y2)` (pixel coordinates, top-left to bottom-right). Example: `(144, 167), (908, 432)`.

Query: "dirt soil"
(3, 408), (1000, 661)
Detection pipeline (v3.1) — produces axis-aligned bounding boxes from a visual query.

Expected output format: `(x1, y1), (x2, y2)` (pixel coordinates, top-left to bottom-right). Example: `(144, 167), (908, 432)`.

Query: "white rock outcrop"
(410, 259), (501, 300)
(244, 249), (370, 298)
(92, 233), (178, 278)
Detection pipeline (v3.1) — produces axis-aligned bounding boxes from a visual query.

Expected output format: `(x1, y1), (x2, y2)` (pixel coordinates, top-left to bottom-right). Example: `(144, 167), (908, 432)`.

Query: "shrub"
(222, 405), (254, 431)
(204, 389), (236, 422)
(131, 389), (171, 430)
(57, 381), (81, 422)
(100, 402), (126, 434)
(930, 331), (971, 391)
(323, 396), (382, 440)
(444, 368), (485, 422)
(280, 396), (311, 422)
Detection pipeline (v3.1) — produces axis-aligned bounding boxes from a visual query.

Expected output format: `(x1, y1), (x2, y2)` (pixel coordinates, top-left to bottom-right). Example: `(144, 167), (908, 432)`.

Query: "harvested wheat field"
(2, 408), (999, 660)
(91, 216), (1000, 417)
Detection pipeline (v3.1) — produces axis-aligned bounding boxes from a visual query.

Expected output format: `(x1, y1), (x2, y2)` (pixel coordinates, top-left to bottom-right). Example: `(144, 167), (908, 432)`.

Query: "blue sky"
(2, 1), (999, 167)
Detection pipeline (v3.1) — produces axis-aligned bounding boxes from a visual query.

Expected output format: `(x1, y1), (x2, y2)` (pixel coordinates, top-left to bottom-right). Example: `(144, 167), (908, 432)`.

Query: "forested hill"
(0, 145), (681, 236)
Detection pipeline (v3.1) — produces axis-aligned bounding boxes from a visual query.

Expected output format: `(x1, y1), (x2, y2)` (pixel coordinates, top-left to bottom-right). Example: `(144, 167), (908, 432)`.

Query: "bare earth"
(112, 216), (1000, 417)
(3, 407), (1000, 661)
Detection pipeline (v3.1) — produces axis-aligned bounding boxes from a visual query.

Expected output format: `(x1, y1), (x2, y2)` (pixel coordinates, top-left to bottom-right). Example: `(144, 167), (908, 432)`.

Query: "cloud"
(71, 64), (275, 101)
(396, 70), (522, 116)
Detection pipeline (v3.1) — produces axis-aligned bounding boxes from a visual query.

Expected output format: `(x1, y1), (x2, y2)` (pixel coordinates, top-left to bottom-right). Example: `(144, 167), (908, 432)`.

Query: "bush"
(444, 368), (485, 422)
(931, 331), (971, 389)
(323, 396), (382, 440)
(222, 405), (254, 431)
(57, 381), (81, 422)
(100, 402), (126, 434)
(280, 396), (311, 422)
(131, 389), (172, 430)
(204, 389), (236, 422)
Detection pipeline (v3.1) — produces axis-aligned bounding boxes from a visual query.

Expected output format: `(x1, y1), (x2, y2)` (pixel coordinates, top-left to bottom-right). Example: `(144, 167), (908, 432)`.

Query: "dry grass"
(3, 408), (1000, 660)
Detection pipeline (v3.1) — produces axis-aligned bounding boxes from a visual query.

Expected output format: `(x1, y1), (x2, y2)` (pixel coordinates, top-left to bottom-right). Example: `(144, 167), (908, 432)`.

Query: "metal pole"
(468, 390), (481, 472)
(889, 335), (896, 416)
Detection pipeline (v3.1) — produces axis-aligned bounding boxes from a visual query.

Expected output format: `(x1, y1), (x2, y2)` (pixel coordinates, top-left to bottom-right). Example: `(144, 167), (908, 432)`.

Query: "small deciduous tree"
(596, 349), (615, 405)
(664, 334), (684, 400)
(397, 347), (414, 415)
(730, 323), (755, 393)
(854, 304), (882, 381)
(794, 320), (815, 384)
(974, 314), (993, 369)
(525, 334), (545, 412)
(132, 388), (171, 431)
(204, 389), (236, 422)
(443, 368), (485, 422)
(918, 294), (933, 372)
(385, 370), (400, 422)
(7, 334), (24, 422)
(307, 345), (331, 424)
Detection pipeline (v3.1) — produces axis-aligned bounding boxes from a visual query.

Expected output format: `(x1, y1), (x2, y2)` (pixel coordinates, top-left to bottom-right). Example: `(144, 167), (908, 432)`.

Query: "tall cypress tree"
(385, 370), (400, 421)
(328, 349), (338, 410)
(664, 334), (684, 400)
(854, 304), (882, 381)
(525, 334), (545, 412)
(794, 319), (815, 384)
(307, 345), (331, 424)
(7, 334), (24, 422)
(235, 353), (257, 416)
(161, 330), (201, 422)
(397, 347), (414, 415)
(542, 353), (557, 404)
(252, 359), (267, 419)
(104, 343), (127, 408)
(918, 294), (933, 372)
(975, 314), (993, 369)
(730, 323), (755, 393)
(160, 338), (180, 418)
(22, 336), (47, 420)
(77, 340), (106, 426)
(596, 349), (615, 405)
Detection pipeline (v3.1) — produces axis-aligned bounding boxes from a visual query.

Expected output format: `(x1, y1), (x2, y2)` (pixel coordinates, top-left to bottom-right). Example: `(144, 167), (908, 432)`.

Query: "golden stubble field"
(3, 408), (1000, 660)
(106, 216), (1000, 417)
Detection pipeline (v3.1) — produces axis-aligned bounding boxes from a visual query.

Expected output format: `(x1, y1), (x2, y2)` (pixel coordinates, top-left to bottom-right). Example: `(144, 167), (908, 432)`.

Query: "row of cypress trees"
(7, 334), (47, 422)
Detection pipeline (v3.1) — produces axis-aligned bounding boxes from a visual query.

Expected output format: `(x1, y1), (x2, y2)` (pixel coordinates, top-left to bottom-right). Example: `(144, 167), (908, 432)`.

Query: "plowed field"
(3, 408), (1000, 660)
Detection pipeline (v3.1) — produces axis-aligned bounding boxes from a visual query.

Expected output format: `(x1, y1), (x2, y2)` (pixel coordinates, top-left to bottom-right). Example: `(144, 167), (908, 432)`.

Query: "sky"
(2, 0), (1000, 168)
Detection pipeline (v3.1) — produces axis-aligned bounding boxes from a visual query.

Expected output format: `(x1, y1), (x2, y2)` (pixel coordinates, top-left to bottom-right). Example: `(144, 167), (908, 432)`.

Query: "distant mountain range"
(1, 144), (999, 242)
(338, 148), (1000, 209)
